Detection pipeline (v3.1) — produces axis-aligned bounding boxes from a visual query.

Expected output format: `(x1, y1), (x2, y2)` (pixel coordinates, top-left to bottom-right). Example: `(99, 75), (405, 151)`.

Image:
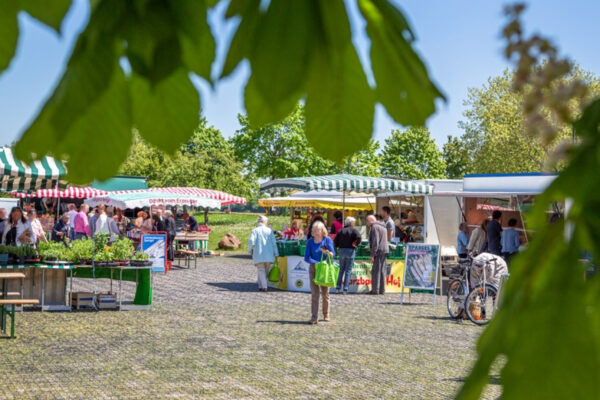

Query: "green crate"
(299, 245), (306, 256)
(277, 242), (286, 256)
(283, 241), (299, 256)
(389, 243), (405, 258)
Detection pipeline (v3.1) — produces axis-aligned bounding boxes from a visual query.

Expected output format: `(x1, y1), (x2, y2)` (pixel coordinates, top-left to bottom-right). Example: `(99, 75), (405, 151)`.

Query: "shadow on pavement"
(414, 315), (455, 321)
(206, 282), (258, 292)
(224, 253), (252, 260)
(256, 320), (308, 325)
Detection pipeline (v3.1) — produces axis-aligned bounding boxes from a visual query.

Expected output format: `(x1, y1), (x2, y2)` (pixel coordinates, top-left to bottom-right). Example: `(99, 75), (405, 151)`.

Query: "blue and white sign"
(141, 233), (166, 272)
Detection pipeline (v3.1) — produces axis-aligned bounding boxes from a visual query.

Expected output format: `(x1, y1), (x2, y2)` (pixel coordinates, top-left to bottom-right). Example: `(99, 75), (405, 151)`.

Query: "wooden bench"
(0, 299), (39, 338)
(0, 292), (21, 297)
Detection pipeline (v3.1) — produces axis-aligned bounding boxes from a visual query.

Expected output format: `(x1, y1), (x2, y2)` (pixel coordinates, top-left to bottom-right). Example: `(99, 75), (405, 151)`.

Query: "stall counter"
(269, 256), (408, 293)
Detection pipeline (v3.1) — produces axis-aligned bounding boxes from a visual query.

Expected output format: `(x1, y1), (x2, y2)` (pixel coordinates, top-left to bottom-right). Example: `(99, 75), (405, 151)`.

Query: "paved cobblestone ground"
(0, 256), (502, 399)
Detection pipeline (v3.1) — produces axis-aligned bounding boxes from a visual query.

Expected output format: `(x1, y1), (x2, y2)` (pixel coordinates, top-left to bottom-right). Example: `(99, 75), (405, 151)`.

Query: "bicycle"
(447, 255), (501, 325)
(446, 256), (472, 320)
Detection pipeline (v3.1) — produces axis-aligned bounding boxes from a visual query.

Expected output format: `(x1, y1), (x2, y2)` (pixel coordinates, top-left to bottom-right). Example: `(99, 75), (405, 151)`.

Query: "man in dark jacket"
(164, 210), (177, 261)
(367, 215), (390, 295)
(486, 210), (503, 256)
(51, 213), (70, 243)
(333, 216), (362, 294)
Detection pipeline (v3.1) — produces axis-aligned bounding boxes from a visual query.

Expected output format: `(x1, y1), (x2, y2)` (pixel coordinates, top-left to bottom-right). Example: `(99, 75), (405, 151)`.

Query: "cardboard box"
(97, 293), (117, 309)
(71, 292), (94, 310)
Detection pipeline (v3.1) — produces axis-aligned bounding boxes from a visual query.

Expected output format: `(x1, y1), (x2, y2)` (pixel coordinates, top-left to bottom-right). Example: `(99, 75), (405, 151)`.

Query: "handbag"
(313, 254), (339, 288)
(268, 260), (281, 282)
(385, 263), (392, 277)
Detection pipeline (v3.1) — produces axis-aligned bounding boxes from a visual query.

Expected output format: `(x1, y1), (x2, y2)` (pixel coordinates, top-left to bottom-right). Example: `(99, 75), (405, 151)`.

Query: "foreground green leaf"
(249, 0), (316, 110)
(0, 1), (19, 72)
(305, 43), (374, 163)
(304, 0), (374, 163)
(220, 0), (260, 79)
(20, 0), (72, 33)
(244, 74), (300, 129)
(359, 0), (444, 126)
(131, 68), (199, 154)
(171, 0), (215, 82)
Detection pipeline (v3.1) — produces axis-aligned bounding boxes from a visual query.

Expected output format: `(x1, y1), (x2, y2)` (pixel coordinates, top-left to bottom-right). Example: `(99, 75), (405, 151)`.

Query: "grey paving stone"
(0, 255), (502, 399)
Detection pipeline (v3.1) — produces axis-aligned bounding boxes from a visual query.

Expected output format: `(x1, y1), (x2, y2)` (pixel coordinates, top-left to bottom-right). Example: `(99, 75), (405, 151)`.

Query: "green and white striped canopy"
(260, 174), (433, 195)
(0, 147), (67, 193)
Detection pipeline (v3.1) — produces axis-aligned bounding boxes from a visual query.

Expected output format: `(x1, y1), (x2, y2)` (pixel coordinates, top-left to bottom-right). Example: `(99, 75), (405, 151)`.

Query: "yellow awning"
(258, 198), (375, 211)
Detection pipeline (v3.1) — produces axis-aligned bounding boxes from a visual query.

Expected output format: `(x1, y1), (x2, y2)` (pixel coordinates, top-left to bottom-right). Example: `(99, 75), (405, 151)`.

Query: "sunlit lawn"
(194, 212), (289, 252)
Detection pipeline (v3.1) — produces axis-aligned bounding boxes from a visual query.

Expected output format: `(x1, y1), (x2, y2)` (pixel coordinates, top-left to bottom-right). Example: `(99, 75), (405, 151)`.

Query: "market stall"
(259, 190), (376, 237)
(260, 174), (433, 293)
(376, 174), (559, 270)
(268, 246), (408, 293)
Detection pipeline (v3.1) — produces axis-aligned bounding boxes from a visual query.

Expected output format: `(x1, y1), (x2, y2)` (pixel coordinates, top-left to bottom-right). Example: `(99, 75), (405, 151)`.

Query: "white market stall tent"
(377, 173), (559, 251)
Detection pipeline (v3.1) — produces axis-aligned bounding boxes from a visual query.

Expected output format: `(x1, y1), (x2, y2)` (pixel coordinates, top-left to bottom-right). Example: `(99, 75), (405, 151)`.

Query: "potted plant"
(110, 238), (134, 265)
(131, 251), (152, 266)
(39, 242), (70, 264)
(70, 238), (94, 264)
(20, 245), (38, 264)
(95, 249), (117, 266)
(0, 244), (10, 265)
(8, 244), (36, 265)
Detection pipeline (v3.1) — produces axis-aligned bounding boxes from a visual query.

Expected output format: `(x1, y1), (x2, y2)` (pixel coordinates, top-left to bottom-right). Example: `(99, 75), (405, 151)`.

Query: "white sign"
(286, 256), (311, 292)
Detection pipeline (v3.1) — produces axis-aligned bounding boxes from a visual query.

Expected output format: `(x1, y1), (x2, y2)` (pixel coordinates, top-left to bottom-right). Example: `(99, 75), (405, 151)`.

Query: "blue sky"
(1, 0), (599, 148)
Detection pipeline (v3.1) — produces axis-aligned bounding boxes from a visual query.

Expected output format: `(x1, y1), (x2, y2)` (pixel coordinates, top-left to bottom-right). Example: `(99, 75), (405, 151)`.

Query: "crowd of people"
(457, 210), (521, 263)
(248, 206), (399, 325)
(0, 204), (204, 262)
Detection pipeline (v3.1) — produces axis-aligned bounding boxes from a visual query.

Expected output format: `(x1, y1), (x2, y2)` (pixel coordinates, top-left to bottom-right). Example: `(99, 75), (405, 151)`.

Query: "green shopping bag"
(313, 255), (339, 288)
(268, 260), (281, 282)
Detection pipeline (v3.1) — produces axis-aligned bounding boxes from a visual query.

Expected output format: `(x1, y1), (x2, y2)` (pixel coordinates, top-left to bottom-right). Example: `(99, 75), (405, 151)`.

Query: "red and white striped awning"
(112, 187), (247, 205)
(13, 186), (247, 205)
(12, 187), (109, 199)
(62, 187), (109, 198)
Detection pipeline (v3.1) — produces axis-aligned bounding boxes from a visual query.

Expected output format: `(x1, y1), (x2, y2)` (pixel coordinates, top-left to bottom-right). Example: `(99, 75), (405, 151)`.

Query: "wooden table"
(174, 232), (209, 268)
(0, 272), (26, 336)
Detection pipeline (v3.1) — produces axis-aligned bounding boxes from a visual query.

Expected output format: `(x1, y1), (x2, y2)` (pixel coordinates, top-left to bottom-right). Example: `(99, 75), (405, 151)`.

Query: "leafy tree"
(457, 67), (600, 173)
(231, 105), (382, 181)
(343, 140), (382, 177)
(118, 132), (169, 187)
(120, 120), (255, 198)
(231, 105), (333, 180)
(380, 127), (446, 179)
(1, 0), (443, 183)
(442, 135), (472, 179)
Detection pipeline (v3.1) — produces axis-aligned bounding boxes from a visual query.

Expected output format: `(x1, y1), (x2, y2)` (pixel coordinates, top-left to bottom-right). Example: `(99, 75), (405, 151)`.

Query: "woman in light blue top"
(248, 216), (279, 292)
(501, 218), (520, 263)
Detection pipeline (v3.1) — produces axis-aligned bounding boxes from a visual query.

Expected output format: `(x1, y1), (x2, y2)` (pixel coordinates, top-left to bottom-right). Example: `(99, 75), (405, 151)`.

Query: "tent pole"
(342, 191), (346, 222)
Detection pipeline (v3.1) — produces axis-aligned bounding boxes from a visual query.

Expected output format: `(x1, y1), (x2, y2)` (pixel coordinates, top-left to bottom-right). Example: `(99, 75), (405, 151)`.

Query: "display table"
(0, 264), (72, 311)
(175, 232), (209, 267)
(268, 256), (409, 293)
(73, 266), (153, 309)
(0, 264), (153, 310)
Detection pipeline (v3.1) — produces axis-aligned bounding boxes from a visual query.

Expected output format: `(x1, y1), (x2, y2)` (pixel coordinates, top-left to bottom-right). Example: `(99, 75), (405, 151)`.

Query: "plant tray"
(95, 262), (119, 267)
(43, 260), (71, 265)
(130, 260), (153, 267)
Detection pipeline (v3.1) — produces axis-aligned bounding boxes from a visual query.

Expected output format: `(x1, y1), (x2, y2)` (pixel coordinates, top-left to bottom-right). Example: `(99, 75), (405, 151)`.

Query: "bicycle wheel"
(447, 279), (467, 319)
(464, 284), (498, 325)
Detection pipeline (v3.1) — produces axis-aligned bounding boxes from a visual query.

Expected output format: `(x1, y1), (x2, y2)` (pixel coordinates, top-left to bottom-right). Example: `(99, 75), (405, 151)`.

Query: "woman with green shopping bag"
(304, 221), (336, 324)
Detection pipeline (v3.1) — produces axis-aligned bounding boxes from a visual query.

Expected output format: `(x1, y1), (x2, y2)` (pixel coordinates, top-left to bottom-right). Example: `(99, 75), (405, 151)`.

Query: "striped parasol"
(113, 187), (247, 205)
